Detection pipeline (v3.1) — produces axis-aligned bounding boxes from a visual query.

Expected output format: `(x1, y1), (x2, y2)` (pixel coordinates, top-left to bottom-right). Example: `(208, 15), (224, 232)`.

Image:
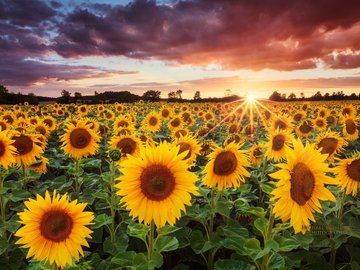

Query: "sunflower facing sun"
(15, 190), (94, 268)
(334, 152), (360, 196)
(60, 120), (100, 160)
(270, 139), (338, 234)
(202, 141), (250, 191)
(115, 141), (199, 228)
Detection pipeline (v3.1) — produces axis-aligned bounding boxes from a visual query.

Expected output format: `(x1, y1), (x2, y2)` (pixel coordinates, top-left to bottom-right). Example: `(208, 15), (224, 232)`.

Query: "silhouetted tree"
(288, 93), (296, 100)
(269, 91), (282, 101)
(168, 91), (176, 99)
(194, 91), (201, 100)
(300, 92), (305, 99)
(176, 89), (183, 99)
(143, 90), (161, 101)
(60, 89), (71, 103)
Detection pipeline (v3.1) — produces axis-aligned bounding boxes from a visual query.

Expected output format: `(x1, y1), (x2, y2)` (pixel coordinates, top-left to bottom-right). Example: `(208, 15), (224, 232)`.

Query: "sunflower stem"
(337, 191), (346, 220)
(109, 160), (117, 242)
(74, 159), (81, 198)
(207, 189), (216, 270)
(21, 163), (28, 188)
(147, 220), (155, 261)
(0, 166), (7, 239)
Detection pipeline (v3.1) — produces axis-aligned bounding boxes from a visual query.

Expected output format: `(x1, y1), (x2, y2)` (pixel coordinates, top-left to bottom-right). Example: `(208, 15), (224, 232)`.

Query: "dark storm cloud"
(2, 0), (360, 86)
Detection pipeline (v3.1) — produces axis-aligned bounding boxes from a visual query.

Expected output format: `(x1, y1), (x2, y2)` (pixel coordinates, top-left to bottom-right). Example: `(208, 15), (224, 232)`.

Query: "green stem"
(109, 161), (117, 242)
(337, 191), (346, 220)
(147, 221), (155, 261)
(74, 159), (81, 198)
(22, 164), (28, 188)
(207, 189), (216, 270)
(0, 167), (7, 239)
(261, 207), (275, 270)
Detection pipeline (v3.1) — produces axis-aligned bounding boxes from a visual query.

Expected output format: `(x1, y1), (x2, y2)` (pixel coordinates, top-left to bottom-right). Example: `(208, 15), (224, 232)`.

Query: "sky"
(1, 0), (360, 99)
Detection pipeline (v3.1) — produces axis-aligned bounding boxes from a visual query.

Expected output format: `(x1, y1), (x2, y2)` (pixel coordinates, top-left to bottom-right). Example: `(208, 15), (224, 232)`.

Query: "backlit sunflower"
(60, 120), (100, 160)
(250, 143), (265, 165)
(224, 134), (244, 146)
(334, 152), (360, 196)
(295, 120), (314, 138)
(342, 116), (359, 141)
(143, 111), (162, 133)
(269, 114), (292, 132)
(115, 141), (199, 228)
(199, 140), (216, 156)
(264, 129), (293, 162)
(174, 135), (201, 164)
(11, 132), (43, 166)
(172, 127), (190, 139)
(341, 104), (356, 118)
(292, 110), (306, 122)
(270, 139), (337, 234)
(0, 131), (17, 168)
(109, 134), (142, 160)
(315, 130), (347, 162)
(202, 142), (250, 191)
(15, 190), (94, 268)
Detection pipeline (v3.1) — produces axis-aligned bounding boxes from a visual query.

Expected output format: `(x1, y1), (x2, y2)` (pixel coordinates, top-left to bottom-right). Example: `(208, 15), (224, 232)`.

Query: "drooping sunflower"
(334, 152), (360, 196)
(11, 132), (43, 166)
(173, 135), (201, 164)
(27, 156), (49, 174)
(15, 190), (94, 268)
(342, 116), (359, 141)
(250, 143), (265, 165)
(0, 131), (17, 169)
(315, 130), (347, 162)
(264, 129), (293, 162)
(202, 141), (250, 191)
(143, 111), (162, 133)
(199, 140), (216, 156)
(109, 134), (142, 160)
(115, 141), (199, 227)
(270, 139), (337, 234)
(60, 120), (100, 160)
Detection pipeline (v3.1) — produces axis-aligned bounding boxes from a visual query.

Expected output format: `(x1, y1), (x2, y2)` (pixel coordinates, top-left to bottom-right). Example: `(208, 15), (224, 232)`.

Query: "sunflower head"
(143, 111), (162, 133)
(202, 142), (250, 191)
(174, 135), (201, 164)
(264, 128), (293, 162)
(116, 141), (199, 227)
(15, 190), (94, 268)
(109, 134), (142, 160)
(0, 131), (17, 169)
(342, 116), (359, 141)
(11, 132), (43, 166)
(334, 152), (360, 196)
(315, 130), (347, 162)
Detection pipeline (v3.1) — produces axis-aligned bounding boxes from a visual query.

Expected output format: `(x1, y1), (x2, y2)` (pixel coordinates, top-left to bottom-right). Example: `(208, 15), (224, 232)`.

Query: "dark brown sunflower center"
(327, 116), (335, 124)
(175, 130), (187, 138)
(12, 135), (33, 155)
(290, 162), (315, 206)
(265, 111), (271, 120)
(80, 107), (86, 112)
(274, 120), (286, 130)
(342, 108), (351, 116)
(140, 165), (175, 201)
(86, 121), (95, 129)
(316, 120), (324, 127)
(43, 119), (53, 128)
(162, 109), (170, 118)
(294, 113), (302, 121)
(213, 151), (238, 175)
(182, 112), (190, 120)
(345, 119), (357, 135)
(227, 134), (241, 144)
(0, 141), (5, 157)
(253, 147), (263, 157)
(40, 210), (73, 242)
(118, 120), (129, 127)
(30, 119), (37, 125)
(299, 121), (313, 134)
(69, 128), (91, 149)
(3, 115), (14, 124)
(171, 118), (180, 127)
(205, 114), (212, 120)
(116, 138), (136, 155)
(320, 111), (325, 117)
(317, 138), (338, 156)
(149, 116), (158, 126)
(0, 122), (6, 131)
(178, 142), (192, 160)
(272, 135), (285, 151)
(346, 158), (360, 182)
(35, 126), (46, 136)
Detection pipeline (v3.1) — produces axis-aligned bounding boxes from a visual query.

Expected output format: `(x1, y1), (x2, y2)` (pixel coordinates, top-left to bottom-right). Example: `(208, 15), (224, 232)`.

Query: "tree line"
(269, 90), (360, 101)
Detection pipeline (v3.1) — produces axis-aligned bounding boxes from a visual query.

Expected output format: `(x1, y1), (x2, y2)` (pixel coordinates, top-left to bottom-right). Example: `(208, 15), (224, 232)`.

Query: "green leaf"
(215, 200), (233, 217)
(254, 217), (268, 238)
(127, 222), (149, 243)
(92, 191), (110, 201)
(155, 236), (179, 253)
(259, 183), (273, 194)
(269, 253), (285, 269)
(0, 237), (9, 256)
(93, 214), (112, 229)
(351, 261), (360, 270)
(111, 251), (136, 267)
(215, 259), (256, 270)
(82, 159), (102, 169)
(157, 225), (181, 237)
(276, 236), (300, 252)
(7, 189), (31, 202)
(243, 238), (261, 259)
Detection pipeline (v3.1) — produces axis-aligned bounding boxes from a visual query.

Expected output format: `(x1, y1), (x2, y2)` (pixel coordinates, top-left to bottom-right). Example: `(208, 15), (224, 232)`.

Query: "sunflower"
(42, 116), (56, 132)
(0, 120), (8, 131)
(334, 152), (360, 196)
(83, 117), (99, 131)
(172, 127), (190, 139)
(2, 112), (15, 124)
(33, 123), (49, 137)
(315, 130), (347, 162)
(11, 132), (43, 166)
(143, 111), (162, 133)
(60, 120), (100, 160)
(269, 114), (293, 132)
(342, 116), (359, 141)
(199, 140), (216, 156)
(340, 104), (356, 118)
(109, 134), (142, 160)
(202, 142), (250, 191)
(317, 107), (329, 118)
(27, 156), (49, 174)
(295, 120), (314, 138)
(160, 107), (172, 119)
(168, 117), (183, 131)
(174, 135), (201, 164)
(264, 129), (293, 162)
(15, 190), (94, 268)
(250, 143), (265, 165)
(78, 105), (88, 116)
(113, 115), (133, 130)
(270, 139), (337, 234)
(313, 117), (327, 131)
(292, 110), (306, 122)
(224, 134), (244, 146)
(0, 131), (17, 169)
(115, 141), (199, 227)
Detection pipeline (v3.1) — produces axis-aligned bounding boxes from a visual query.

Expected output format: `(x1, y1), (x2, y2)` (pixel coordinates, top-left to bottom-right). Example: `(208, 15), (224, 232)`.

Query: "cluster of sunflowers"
(0, 100), (359, 269)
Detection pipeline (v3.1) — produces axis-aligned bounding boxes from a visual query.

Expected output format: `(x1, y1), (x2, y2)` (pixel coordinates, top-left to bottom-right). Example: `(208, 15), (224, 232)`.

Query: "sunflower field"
(0, 100), (360, 270)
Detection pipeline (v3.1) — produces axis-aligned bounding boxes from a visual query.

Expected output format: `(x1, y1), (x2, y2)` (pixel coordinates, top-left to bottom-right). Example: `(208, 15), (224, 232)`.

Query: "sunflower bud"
(108, 148), (122, 162)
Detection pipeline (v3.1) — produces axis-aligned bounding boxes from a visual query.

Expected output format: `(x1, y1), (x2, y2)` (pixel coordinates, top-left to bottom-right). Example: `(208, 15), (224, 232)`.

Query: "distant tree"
(281, 93), (286, 100)
(27, 93), (38, 104)
(143, 90), (161, 101)
(300, 92), (305, 99)
(312, 91), (322, 100)
(176, 89), (183, 99)
(94, 91), (99, 96)
(60, 89), (71, 103)
(194, 91), (201, 100)
(168, 91), (176, 99)
(350, 93), (357, 99)
(324, 92), (330, 100)
(0, 85), (9, 103)
(224, 89), (232, 97)
(288, 93), (296, 100)
(269, 91), (282, 101)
